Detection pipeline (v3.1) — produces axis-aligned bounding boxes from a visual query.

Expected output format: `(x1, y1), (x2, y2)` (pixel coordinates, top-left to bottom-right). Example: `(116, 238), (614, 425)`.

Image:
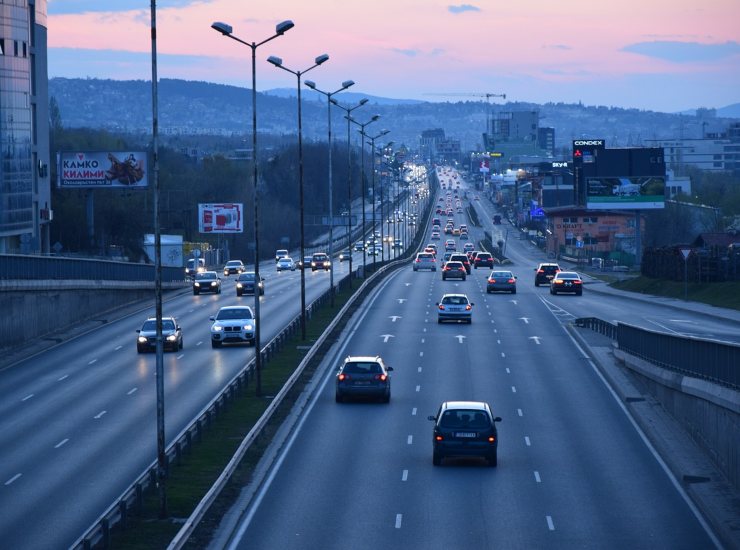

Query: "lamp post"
(361, 129), (390, 267)
(330, 97), (368, 289)
(268, 53), (329, 339)
(304, 79), (354, 306)
(211, 19), (294, 395)
(347, 114), (380, 277)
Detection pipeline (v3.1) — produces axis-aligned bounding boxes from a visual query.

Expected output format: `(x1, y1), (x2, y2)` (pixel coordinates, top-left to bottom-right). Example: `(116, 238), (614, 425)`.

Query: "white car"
(276, 256), (296, 271)
(210, 306), (255, 348)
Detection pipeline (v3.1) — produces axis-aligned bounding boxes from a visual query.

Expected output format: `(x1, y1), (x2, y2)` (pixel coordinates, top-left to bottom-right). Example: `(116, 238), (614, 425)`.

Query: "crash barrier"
(0, 253), (185, 282)
(574, 317), (618, 340)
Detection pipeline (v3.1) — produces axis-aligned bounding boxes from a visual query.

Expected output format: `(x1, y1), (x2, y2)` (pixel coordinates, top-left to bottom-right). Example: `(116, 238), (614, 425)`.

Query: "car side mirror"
(435, 302), (440, 306)
(209, 316), (215, 321)
(386, 366), (394, 371)
(427, 415), (437, 421)
(470, 303), (475, 306)
(494, 417), (502, 422)
(136, 329), (140, 333)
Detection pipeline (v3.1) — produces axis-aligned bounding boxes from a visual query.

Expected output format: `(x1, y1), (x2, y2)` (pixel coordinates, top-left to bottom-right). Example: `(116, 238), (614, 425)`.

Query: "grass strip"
(610, 276), (740, 311)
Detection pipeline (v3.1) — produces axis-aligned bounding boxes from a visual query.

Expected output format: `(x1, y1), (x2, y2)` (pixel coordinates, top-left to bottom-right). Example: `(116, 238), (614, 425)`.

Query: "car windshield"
(442, 296), (468, 305)
(195, 272), (216, 280)
(491, 271), (512, 278)
(239, 273), (255, 281)
(439, 410), (490, 429)
(142, 319), (175, 331)
(226, 261), (241, 267)
(343, 362), (382, 374)
(216, 308), (253, 320)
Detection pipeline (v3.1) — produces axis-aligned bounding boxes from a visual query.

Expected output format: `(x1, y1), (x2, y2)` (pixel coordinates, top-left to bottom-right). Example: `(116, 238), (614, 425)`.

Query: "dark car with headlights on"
(487, 270), (517, 294)
(550, 271), (583, 295)
(311, 252), (331, 271)
(210, 306), (255, 347)
(136, 316), (183, 353)
(428, 401), (501, 467)
(335, 355), (393, 403)
(442, 260), (466, 281)
(192, 271), (221, 295)
(534, 262), (561, 286)
(236, 272), (264, 296)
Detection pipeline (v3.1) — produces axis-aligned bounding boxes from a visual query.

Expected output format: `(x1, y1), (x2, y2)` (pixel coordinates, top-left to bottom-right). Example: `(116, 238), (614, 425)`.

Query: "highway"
(221, 167), (721, 549)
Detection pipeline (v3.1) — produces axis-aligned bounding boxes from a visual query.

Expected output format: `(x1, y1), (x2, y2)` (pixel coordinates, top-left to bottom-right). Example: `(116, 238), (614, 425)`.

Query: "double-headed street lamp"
(268, 53), (329, 339)
(360, 129), (390, 266)
(211, 19), (294, 396)
(330, 97), (369, 290)
(304, 79), (354, 306)
(347, 114), (380, 276)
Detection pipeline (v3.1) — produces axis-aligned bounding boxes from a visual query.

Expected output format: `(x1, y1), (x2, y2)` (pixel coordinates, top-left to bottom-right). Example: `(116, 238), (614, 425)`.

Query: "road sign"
(679, 248), (691, 260)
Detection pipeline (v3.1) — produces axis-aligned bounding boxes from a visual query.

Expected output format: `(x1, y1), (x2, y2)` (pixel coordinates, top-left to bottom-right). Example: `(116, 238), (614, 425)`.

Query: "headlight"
(326, 261), (331, 266)
(237, 283), (243, 288)
(212, 325), (223, 332)
(194, 282), (200, 287)
(311, 261), (317, 267)
(211, 281), (218, 287)
(166, 334), (177, 342)
(244, 324), (254, 331)
(138, 336), (148, 343)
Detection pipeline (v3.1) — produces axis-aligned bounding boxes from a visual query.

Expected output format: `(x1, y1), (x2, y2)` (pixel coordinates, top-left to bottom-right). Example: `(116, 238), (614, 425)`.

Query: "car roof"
(442, 401), (489, 411)
(217, 305), (253, 312)
(199, 271), (218, 276)
(226, 260), (243, 264)
(441, 293), (469, 299)
(344, 355), (383, 363)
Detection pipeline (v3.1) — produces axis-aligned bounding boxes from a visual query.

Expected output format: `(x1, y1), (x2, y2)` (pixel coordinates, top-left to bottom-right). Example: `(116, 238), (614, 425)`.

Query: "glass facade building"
(0, 0), (49, 253)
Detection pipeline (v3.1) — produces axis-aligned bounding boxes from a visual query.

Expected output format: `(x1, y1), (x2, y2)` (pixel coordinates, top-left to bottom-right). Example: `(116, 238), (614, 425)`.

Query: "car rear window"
(418, 253), (433, 259)
(442, 296), (467, 305)
(542, 265), (560, 273)
(343, 362), (382, 374)
(477, 253), (491, 259)
(440, 410), (490, 429)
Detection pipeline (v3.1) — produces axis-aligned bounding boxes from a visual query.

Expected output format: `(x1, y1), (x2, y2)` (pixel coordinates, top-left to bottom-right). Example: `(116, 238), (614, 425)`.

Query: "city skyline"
(47, 0), (740, 113)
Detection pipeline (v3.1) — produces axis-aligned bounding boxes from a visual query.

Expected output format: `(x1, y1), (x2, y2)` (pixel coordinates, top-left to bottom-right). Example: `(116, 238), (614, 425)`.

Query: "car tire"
(488, 452), (498, 467)
(433, 452), (442, 466)
(437, 318), (442, 324)
(180, 339), (184, 350)
(236, 290), (242, 297)
(534, 282), (538, 287)
(467, 318), (472, 324)
(442, 274), (446, 280)
(576, 290), (582, 296)
(462, 276), (466, 281)
(335, 393), (343, 403)
(511, 289), (516, 294)
(383, 393), (390, 404)
(551, 288), (556, 295)
(211, 340), (221, 348)
(193, 290), (199, 295)
(487, 289), (492, 294)
(432, 268), (436, 271)
(137, 346), (143, 354)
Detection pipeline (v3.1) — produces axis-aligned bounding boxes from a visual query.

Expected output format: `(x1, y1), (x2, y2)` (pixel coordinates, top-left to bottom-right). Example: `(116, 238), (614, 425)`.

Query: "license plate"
(354, 381), (371, 385)
(455, 432), (477, 438)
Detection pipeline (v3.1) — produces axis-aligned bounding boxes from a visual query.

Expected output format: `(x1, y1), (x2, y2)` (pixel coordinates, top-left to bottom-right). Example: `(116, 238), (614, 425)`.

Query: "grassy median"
(610, 276), (740, 311)
(110, 285), (360, 549)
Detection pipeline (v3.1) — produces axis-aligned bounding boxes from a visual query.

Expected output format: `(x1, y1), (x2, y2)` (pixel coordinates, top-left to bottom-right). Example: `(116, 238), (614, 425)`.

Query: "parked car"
(276, 256), (296, 271)
(413, 252), (437, 271)
(436, 293), (474, 324)
(534, 263), (561, 286)
(236, 272), (265, 296)
(442, 261), (467, 281)
(487, 270), (517, 294)
(275, 249), (289, 262)
(474, 252), (494, 269)
(428, 401), (501, 466)
(223, 259), (246, 276)
(311, 252), (331, 271)
(335, 355), (393, 403)
(210, 306), (255, 347)
(136, 316), (183, 353)
(550, 271), (583, 295)
(192, 271), (221, 295)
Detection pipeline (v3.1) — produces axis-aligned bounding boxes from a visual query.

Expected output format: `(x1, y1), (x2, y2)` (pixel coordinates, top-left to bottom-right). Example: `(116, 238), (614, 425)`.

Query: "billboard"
(586, 176), (666, 210)
(58, 151), (148, 188)
(198, 203), (243, 233)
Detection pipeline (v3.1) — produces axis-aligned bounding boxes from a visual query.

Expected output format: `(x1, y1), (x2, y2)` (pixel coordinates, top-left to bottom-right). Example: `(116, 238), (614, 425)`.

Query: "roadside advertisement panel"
(586, 176), (666, 210)
(57, 151), (148, 188)
(198, 203), (243, 233)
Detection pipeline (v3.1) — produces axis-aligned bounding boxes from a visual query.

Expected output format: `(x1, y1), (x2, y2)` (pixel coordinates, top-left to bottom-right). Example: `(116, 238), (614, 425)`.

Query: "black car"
(236, 272), (265, 296)
(442, 261), (466, 281)
(136, 317), (183, 353)
(192, 271), (221, 295)
(428, 401), (501, 467)
(448, 253), (471, 274)
(534, 263), (561, 286)
(550, 271), (583, 295)
(473, 252), (494, 269)
(311, 252), (331, 271)
(335, 355), (393, 403)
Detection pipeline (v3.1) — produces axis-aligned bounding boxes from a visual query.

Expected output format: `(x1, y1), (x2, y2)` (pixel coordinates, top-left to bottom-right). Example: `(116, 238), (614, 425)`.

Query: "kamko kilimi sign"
(57, 151), (148, 188)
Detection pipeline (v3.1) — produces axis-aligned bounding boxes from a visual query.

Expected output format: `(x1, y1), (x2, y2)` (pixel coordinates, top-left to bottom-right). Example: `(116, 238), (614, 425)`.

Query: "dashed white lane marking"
(127, 387), (138, 395)
(417, 367), (422, 373)
(546, 516), (555, 530)
(58, 375), (68, 381)
(497, 339), (501, 344)
(506, 368), (511, 374)
(94, 411), (107, 419)
(421, 338), (425, 344)
(177, 354), (184, 359)
(518, 408), (523, 416)
(21, 394), (34, 402)
(395, 514), (403, 529)
(423, 328), (427, 333)
(88, 359), (97, 365)
(525, 436), (531, 446)
(5, 474), (22, 486)
(501, 352), (506, 358)
(197, 341), (203, 346)
(407, 435), (413, 445)
(534, 471), (541, 483)
(55, 439), (69, 449)
(115, 345), (122, 351)
(402, 470), (408, 481)
(419, 351), (424, 357)
(512, 386), (517, 393)
(416, 385), (421, 392)
(412, 408), (417, 416)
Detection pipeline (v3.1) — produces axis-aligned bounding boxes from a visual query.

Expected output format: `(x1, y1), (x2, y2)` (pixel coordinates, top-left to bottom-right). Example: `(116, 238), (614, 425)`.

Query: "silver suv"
(210, 306), (255, 348)
(413, 252), (437, 271)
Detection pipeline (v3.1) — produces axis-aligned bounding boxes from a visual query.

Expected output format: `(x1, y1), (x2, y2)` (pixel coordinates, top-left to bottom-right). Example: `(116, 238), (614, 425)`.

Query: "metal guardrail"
(0, 254), (185, 282)
(574, 317), (738, 390)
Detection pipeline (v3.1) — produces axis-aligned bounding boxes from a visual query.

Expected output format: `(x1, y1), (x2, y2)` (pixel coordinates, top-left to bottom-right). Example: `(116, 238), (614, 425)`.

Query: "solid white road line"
(402, 470), (408, 481)
(546, 516), (555, 530)
(94, 411), (106, 419)
(534, 471), (541, 483)
(127, 387), (138, 395)
(55, 439), (69, 449)
(407, 435), (413, 445)
(58, 375), (68, 381)
(21, 394), (34, 402)
(395, 514), (403, 529)
(525, 436), (531, 446)
(5, 474), (22, 486)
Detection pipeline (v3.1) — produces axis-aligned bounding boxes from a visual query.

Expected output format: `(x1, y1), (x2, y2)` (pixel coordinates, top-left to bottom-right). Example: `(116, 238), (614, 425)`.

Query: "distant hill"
(264, 87), (425, 106)
(48, 78), (739, 152)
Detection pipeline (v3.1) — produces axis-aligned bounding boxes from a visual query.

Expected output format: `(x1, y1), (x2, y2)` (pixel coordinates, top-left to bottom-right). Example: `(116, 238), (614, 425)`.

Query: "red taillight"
(488, 436), (496, 443)
(438, 304), (445, 310)
(489, 278), (495, 283)
(537, 269), (545, 274)
(573, 279), (582, 284)
(508, 278), (515, 283)
(435, 435), (444, 441)
(338, 373), (350, 381)
(465, 304), (472, 310)
(415, 258), (420, 262)
(375, 374), (388, 381)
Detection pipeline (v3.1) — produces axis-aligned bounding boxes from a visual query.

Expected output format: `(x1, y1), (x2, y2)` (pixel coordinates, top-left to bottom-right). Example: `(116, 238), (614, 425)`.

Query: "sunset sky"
(47, 0), (740, 113)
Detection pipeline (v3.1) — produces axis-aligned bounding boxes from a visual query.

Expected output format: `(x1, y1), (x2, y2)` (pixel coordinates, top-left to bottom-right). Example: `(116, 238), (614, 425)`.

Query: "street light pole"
(211, 19), (294, 395)
(360, 129), (390, 268)
(347, 114), (380, 277)
(330, 98), (368, 290)
(305, 79), (355, 306)
(268, 53), (329, 339)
